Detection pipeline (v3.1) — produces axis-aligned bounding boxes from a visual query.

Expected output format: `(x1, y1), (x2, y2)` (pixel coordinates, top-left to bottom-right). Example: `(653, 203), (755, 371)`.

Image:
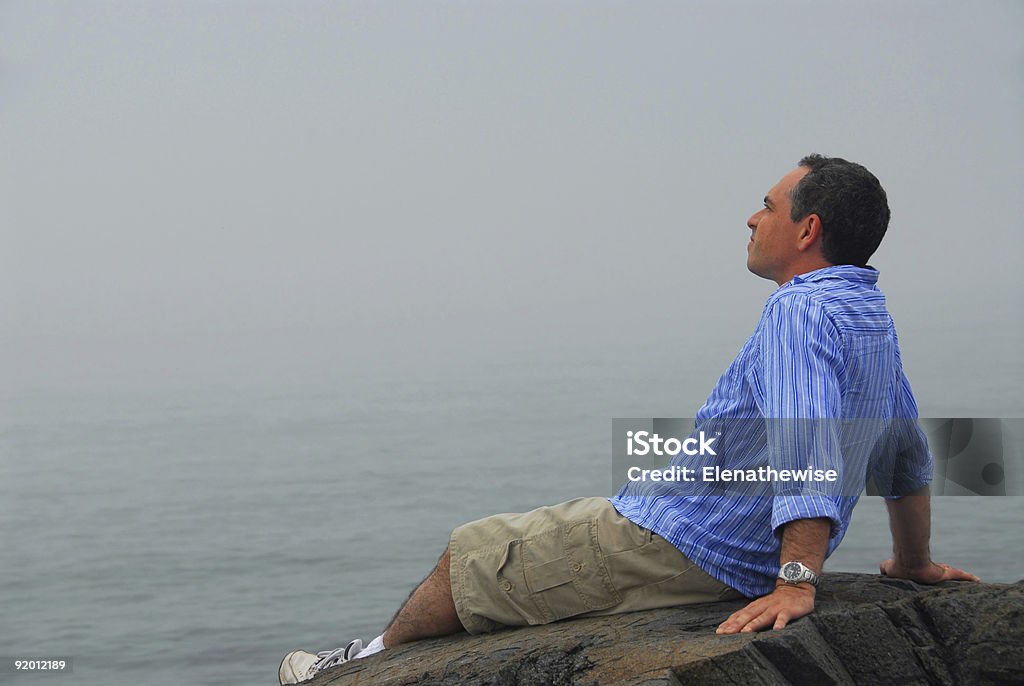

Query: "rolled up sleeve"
(771, 492), (843, 533)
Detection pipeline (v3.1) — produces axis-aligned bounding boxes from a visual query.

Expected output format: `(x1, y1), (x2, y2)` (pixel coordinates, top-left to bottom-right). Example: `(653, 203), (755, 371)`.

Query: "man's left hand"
(716, 583), (815, 634)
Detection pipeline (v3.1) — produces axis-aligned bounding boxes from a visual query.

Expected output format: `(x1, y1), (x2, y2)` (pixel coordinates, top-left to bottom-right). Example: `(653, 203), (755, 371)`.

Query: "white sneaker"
(278, 639), (363, 685)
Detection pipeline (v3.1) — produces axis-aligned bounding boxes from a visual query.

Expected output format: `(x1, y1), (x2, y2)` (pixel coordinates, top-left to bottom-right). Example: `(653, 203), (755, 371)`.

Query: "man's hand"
(880, 558), (980, 584)
(716, 583), (815, 635)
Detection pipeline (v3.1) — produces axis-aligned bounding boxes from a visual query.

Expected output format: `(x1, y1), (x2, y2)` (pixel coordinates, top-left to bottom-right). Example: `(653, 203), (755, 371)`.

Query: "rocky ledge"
(306, 573), (1023, 685)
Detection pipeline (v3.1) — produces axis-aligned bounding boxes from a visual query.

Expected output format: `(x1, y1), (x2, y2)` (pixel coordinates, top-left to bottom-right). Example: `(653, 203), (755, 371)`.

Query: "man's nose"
(747, 211), (761, 230)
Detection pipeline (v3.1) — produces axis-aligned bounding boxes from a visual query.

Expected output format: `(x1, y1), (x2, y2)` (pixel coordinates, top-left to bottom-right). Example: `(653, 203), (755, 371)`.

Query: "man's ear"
(796, 214), (823, 253)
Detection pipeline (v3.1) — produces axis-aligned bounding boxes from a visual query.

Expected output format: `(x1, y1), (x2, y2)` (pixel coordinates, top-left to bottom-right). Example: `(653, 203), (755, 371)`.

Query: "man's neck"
(772, 259), (834, 286)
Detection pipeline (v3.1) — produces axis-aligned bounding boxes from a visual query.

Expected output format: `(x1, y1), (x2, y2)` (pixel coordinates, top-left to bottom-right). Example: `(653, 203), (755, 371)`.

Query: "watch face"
(783, 562), (802, 579)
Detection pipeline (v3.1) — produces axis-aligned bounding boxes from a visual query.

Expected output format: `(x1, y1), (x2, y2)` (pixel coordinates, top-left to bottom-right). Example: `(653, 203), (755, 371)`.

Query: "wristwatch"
(778, 561), (820, 587)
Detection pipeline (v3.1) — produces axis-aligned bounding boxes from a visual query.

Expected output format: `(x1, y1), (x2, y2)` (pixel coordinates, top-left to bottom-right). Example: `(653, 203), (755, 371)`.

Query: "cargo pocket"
(515, 519), (621, 623)
(602, 531), (692, 591)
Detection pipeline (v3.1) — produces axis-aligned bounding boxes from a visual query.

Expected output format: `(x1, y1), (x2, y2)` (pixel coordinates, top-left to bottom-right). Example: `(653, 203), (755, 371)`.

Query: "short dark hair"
(790, 154), (890, 267)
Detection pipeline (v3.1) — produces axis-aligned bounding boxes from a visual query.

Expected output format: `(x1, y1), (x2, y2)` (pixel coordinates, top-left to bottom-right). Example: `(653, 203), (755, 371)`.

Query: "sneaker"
(278, 639), (363, 685)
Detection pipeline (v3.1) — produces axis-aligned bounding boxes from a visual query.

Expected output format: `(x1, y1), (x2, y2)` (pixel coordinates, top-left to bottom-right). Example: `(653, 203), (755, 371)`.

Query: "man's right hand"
(879, 558), (980, 584)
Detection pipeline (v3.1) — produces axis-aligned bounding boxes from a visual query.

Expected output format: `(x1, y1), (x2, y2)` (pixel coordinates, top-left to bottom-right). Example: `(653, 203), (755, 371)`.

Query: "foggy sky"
(2, 1), (1022, 415)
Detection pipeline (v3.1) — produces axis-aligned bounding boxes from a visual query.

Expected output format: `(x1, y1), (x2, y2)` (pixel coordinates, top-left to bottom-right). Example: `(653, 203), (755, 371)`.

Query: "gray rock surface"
(304, 573), (1023, 685)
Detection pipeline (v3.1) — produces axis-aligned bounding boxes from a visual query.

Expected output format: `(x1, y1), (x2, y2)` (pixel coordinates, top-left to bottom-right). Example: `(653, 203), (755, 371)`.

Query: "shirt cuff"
(771, 493), (842, 538)
(883, 476), (933, 500)
(882, 462), (934, 500)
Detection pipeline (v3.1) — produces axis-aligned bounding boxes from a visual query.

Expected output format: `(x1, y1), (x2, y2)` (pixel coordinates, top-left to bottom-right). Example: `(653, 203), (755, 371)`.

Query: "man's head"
(746, 155), (890, 285)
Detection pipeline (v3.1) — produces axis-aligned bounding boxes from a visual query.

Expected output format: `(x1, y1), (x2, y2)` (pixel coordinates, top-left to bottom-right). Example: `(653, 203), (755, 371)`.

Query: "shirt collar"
(789, 264), (879, 287)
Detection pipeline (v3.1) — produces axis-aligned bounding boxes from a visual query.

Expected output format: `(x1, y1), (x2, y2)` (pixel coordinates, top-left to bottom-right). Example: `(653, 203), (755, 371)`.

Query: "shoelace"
(311, 647), (348, 673)
(309, 640), (361, 677)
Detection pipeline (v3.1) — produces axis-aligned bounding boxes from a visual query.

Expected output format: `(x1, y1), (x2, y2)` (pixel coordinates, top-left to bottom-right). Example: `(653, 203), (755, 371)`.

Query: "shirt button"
(501, 580), (513, 592)
(571, 562), (582, 573)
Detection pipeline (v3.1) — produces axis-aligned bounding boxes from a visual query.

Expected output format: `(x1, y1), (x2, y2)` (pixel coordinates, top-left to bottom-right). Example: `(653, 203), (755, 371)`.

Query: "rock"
(306, 573), (1024, 685)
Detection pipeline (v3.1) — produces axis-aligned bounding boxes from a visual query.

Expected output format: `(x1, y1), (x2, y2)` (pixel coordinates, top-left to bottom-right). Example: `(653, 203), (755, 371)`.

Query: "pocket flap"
(525, 558), (572, 592)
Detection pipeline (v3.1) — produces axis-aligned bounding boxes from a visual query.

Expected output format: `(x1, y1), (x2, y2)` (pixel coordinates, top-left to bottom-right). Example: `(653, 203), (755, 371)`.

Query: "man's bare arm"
(880, 485), (980, 583)
(716, 517), (829, 634)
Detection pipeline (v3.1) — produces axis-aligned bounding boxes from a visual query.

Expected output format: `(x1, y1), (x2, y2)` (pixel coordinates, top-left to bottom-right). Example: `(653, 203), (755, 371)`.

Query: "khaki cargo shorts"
(449, 497), (743, 634)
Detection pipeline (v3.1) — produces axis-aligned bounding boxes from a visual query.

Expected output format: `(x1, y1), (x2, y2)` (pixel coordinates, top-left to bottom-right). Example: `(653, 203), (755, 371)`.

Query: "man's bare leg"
(382, 546), (463, 647)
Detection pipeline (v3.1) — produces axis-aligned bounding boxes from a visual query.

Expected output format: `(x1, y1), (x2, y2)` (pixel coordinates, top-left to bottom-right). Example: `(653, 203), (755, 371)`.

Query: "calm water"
(2, 346), (1022, 685)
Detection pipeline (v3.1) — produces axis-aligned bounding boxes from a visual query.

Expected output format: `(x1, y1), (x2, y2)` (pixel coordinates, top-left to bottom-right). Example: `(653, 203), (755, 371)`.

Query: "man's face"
(746, 166), (810, 284)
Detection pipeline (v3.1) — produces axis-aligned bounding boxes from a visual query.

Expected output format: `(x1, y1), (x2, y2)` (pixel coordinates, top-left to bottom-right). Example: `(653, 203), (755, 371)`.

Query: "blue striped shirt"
(610, 265), (932, 597)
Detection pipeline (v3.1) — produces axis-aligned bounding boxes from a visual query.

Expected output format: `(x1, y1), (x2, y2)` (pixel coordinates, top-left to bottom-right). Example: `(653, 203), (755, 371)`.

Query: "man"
(279, 155), (979, 685)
